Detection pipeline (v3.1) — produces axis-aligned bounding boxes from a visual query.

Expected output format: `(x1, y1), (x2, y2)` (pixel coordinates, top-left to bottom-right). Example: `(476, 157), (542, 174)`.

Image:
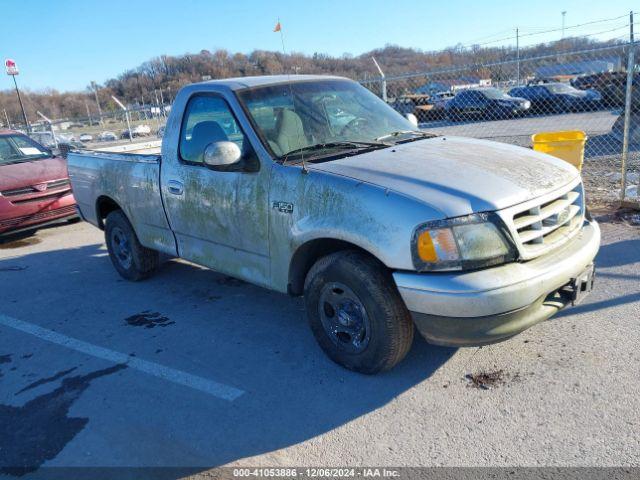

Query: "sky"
(1, 0), (637, 93)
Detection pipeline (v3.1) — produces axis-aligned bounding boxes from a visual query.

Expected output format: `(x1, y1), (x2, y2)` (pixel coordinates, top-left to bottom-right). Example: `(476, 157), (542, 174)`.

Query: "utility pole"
(371, 57), (387, 102)
(91, 81), (103, 125)
(159, 88), (166, 119)
(111, 95), (133, 143)
(516, 28), (520, 86)
(85, 100), (93, 126)
(3, 109), (11, 129)
(154, 89), (160, 119)
(620, 10), (635, 203)
(37, 111), (57, 148)
(4, 59), (28, 130)
(11, 75), (29, 132)
(561, 11), (567, 38)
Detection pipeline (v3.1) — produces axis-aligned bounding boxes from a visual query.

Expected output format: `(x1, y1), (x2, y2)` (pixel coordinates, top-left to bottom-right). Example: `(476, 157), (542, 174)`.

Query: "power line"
(518, 12), (629, 34)
(518, 23), (631, 49)
(459, 12), (632, 49)
(463, 29), (515, 44)
(518, 16), (630, 39)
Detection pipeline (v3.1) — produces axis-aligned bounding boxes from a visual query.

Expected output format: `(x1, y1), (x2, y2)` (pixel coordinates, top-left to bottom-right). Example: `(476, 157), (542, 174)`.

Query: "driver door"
(160, 93), (271, 287)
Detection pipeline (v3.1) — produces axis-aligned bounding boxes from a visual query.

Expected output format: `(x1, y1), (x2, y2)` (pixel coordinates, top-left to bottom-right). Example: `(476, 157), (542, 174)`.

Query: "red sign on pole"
(5, 59), (19, 76)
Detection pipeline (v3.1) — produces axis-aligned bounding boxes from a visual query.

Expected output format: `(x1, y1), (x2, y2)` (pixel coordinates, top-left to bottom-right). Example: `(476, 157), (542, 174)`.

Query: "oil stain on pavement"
(0, 237), (41, 250)
(465, 370), (506, 390)
(124, 311), (175, 329)
(0, 364), (127, 476)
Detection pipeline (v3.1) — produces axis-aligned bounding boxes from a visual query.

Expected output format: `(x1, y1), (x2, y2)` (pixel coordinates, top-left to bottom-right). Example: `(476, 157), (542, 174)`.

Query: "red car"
(0, 129), (77, 236)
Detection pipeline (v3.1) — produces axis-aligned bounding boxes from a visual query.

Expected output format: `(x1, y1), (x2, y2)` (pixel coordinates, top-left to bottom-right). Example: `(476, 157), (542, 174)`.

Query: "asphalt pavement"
(0, 218), (638, 476)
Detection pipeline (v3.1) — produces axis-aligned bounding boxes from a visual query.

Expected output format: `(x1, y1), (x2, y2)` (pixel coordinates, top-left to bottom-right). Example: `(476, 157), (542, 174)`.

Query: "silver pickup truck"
(68, 75), (600, 374)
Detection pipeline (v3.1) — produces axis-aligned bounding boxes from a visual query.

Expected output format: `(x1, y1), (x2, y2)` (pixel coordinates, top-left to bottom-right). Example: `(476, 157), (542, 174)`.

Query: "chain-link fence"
(362, 42), (640, 208)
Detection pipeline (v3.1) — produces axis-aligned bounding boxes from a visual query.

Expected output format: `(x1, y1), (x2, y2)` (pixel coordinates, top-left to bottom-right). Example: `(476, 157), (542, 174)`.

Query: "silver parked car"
(68, 75), (600, 373)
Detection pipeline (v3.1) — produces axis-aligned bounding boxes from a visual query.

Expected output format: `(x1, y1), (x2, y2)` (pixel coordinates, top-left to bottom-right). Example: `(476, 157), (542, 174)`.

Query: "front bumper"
(393, 220), (600, 346)
(0, 193), (77, 235)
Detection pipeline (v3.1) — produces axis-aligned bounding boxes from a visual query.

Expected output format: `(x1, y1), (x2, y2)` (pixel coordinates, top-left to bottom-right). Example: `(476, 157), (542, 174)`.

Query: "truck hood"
(0, 156), (69, 192)
(309, 136), (579, 217)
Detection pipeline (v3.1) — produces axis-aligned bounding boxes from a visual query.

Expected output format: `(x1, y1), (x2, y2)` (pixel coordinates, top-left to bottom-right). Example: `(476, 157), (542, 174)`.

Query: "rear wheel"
(105, 210), (159, 281)
(304, 251), (414, 374)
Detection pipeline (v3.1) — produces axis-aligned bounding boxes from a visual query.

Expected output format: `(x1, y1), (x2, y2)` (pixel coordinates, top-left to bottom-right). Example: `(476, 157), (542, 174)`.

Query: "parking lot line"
(0, 313), (245, 401)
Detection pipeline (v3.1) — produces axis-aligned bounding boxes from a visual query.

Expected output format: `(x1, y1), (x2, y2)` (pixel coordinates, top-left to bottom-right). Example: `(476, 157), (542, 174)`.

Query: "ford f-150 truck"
(68, 75), (600, 374)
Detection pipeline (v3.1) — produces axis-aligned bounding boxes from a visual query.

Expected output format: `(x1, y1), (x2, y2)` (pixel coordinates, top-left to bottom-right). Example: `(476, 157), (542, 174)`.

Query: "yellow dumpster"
(531, 130), (587, 171)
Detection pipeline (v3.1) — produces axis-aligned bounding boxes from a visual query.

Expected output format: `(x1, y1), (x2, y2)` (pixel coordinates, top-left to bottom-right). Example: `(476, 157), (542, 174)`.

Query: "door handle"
(167, 180), (184, 195)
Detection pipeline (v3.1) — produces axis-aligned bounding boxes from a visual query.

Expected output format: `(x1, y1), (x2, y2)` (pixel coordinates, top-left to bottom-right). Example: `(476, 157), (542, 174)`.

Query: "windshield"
(546, 83), (579, 94)
(237, 79), (417, 160)
(0, 134), (51, 166)
(479, 88), (511, 100)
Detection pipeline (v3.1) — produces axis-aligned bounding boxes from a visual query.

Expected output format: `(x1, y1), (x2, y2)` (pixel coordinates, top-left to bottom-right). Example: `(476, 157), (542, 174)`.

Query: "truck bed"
(92, 139), (162, 155)
(67, 150), (177, 255)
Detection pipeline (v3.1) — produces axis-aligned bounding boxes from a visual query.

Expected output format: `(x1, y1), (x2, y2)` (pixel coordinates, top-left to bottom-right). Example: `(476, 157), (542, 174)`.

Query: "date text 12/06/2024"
(232, 468), (401, 477)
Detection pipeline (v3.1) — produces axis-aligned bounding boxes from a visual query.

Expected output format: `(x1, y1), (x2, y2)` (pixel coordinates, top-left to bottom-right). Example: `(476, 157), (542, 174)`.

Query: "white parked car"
(133, 124), (151, 136)
(79, 133), (93, 143)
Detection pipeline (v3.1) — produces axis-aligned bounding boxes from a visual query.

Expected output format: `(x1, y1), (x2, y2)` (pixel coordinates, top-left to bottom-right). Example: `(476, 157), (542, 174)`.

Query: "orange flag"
(273, 21), (281, 32)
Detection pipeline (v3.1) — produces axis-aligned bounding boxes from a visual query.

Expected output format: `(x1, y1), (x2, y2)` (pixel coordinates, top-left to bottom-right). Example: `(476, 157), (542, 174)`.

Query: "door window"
(179, 95), (252, 165)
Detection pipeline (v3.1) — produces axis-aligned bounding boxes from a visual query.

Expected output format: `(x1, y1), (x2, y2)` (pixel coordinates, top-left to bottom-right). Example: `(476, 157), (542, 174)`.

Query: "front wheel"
(105, 210), (159, 281)
(304, 251), (414, 374)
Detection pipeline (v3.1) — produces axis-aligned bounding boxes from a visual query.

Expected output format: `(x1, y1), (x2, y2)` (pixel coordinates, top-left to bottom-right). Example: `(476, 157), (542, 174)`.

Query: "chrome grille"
(503, 181), (585, 260)
(1, 179), (70, 197)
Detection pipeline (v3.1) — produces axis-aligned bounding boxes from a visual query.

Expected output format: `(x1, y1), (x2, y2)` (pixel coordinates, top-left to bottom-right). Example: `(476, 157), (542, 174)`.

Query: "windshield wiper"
(282, 141), (390, 164)
(375, 130), (436, 142)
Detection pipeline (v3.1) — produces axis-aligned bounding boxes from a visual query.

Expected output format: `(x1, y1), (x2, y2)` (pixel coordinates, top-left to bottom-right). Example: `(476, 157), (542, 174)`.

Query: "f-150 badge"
(272, 201), (294, 214)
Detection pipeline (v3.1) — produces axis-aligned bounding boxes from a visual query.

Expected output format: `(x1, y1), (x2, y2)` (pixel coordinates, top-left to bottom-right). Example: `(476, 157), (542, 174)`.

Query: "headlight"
(411, 213), (518, 272)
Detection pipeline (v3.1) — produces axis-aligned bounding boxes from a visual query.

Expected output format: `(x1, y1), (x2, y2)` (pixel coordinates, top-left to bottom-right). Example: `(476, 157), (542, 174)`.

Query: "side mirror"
(203, 141), (242, 168)
(405, 113), (419, 128)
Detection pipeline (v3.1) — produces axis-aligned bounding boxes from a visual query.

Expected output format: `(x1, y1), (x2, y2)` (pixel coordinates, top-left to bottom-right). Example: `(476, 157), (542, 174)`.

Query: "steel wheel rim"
(318, 281), (371, 354)
(110, 227), (132, 269)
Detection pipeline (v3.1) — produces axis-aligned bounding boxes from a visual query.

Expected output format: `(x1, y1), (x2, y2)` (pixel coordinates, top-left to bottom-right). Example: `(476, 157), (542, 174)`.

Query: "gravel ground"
(0, 217), (638, 475)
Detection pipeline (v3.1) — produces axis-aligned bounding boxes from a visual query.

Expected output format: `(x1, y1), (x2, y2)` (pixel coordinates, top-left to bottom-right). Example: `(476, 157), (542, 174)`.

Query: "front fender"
(268, 163), (444, 292)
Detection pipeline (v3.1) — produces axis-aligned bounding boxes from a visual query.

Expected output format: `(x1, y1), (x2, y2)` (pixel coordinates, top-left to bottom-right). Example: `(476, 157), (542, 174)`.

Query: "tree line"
(0, 36), (626, 126)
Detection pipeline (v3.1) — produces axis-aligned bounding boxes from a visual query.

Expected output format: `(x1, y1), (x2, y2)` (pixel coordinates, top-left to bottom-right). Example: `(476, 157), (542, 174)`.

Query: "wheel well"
(95, 196), (122, 230)
(288, 238), (380, 296)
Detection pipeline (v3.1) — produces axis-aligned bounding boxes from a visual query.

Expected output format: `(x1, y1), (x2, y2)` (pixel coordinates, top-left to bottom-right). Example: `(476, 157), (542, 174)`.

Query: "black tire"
(104, 210), (159, 281)
(304, 251), (414, 374)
